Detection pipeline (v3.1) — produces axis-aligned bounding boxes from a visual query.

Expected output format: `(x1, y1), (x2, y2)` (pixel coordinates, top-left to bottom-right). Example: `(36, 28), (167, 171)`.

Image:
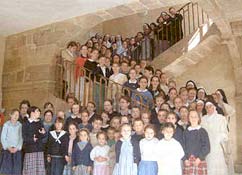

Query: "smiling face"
(10, 111), (20, 123)
(189, 111), (200, 127)
(97, 133), (107, 146)
(139, 78), (148, 90)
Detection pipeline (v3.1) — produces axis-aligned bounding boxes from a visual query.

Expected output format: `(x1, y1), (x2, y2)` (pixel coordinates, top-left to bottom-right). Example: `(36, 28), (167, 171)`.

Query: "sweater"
(72, 142), (93, 166)
(47, 130), (69, 157)
(183, 126), (210, 160)
(1, 121), (23, 150)
(22, 119), (46, 153)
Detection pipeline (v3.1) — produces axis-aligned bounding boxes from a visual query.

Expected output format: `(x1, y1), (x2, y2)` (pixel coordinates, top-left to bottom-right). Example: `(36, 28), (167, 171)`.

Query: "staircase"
(54, 2), (211, 113)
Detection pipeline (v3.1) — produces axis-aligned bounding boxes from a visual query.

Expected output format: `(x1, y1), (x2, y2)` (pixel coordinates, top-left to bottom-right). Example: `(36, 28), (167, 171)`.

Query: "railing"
(55, 59), (151, 113)
(54, 2), (210, 113)
(130, 2), (210, 61)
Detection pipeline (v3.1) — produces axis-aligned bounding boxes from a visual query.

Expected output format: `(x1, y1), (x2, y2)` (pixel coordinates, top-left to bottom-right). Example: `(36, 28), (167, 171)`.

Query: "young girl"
(100, 111), (110, 131)
(156, 122), (184, 175)
(63, 122), (79, 175)
(132, 76), (154, 110)
(79, 110), (92, 131)
(22, 106), (46, 175)
(90, 117), (103, 147)
(47, 118), (68, 175)
(166, 112), (184, 147)
(0, 109), (23, 175)
(113, 124), (141, 175)
(183, 110), (210, 175)
(64, 103), (82, 130)
(72, 129), (93, 175)
(151, 95), (166, 124)
(141, 110), (151, 127)
(177, 106), (189, 130)
(90, 132), (110, 175)
(110, 116), (121, 130)
(138, 125), (159, 175)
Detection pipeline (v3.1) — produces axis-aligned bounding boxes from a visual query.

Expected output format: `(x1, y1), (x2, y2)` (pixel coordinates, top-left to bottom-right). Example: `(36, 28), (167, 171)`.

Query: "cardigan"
(183, 127), (210, 160)
(72, 142), (93, 166)
(115, 137), (141, 164)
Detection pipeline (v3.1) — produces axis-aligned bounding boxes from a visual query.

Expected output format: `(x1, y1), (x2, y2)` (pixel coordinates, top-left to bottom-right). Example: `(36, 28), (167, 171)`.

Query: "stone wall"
(0, 36), (6, 109)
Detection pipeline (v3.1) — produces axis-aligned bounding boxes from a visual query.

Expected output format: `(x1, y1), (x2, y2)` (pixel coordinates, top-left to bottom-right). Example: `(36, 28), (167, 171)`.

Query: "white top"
(156, 138), (184, 175)
(109, 73), (127, 84)
(140, 138), (159, 161)
(90, 145), (110, 166)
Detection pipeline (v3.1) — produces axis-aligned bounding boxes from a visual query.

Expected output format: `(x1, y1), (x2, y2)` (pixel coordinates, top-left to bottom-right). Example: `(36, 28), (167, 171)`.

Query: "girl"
(119, 96), (131, 116)
(64, 103), (82, 130)
(148, 76), (162, 98)
(110, 116), (121, 130)
(87, 101), (99, 124)
(141, 110), (151, 127)
(108, 63), (128, 110)
(90, 132), (110, 175)
(156, 122), (184, 175)
(0, 109), (23, 175)
(166, 112), (184, 147)
(113, 124), (141, 175)
(132, 76), (154, 110)
(120, 115), (130, 125)
(79, 110), (92, 131)
(177, 106), (189, 130)
(22, 106), (46, 175)
(63, 122), (79, 175)
(72, 129), (93, 175)
(167, 87), (177, 109)
(47, 118), (68, 175)
(183, 110), (210, 175)
(138, 125), (159, 175)
(151, 95), (166, 124)
(100, 111), (110, 131)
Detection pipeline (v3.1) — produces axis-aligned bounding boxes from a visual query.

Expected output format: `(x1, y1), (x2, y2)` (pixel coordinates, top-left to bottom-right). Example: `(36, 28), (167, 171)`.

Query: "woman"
(201, 101), (229, 175)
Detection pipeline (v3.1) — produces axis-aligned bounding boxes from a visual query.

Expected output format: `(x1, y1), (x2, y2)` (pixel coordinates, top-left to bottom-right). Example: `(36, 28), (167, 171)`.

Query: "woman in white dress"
(201, 101), (229, 175)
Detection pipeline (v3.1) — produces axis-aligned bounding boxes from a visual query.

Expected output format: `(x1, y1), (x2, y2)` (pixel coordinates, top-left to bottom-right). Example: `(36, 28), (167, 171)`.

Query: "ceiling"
(1, 0), (241, 37)
(0, 0), (136, 36)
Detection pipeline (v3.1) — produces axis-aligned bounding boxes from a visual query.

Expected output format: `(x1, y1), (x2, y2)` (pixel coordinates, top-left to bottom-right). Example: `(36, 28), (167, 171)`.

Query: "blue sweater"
(131, 89), (154, 109)
(183, 127), (210, 160)
(72, 142), (93, 166)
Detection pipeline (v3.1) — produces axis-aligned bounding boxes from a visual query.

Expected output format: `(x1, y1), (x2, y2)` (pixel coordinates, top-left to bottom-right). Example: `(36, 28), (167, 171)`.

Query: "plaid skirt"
(22, 152), (46, 175)
(183, 155), (207, 175)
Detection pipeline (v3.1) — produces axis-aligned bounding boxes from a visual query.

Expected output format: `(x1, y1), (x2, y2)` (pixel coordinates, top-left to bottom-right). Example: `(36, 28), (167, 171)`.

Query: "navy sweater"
(22, 119), (46, 153)
(183, 128), (210, 160)
(115, 137), (141, 164)
(72, 142), (93, 166)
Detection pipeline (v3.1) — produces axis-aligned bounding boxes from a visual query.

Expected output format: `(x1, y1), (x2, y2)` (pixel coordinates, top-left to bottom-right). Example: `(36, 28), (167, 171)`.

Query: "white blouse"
(139, 137), (159, 161)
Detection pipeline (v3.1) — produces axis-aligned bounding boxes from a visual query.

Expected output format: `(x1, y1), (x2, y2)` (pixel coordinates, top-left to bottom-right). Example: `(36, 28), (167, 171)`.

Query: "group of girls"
(0, 103), (214, 175)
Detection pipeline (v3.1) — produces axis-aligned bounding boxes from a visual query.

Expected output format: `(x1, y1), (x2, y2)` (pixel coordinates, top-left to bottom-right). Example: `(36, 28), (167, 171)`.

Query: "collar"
(28, 118), (39, 123)
(188, 125), (201, 131)
(66, 49), (74, 57)
(50, 130), (66, 144)
(129, 79), (137, 84)
(88, 59), (95, 62)
(137, 88), (147, 92)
